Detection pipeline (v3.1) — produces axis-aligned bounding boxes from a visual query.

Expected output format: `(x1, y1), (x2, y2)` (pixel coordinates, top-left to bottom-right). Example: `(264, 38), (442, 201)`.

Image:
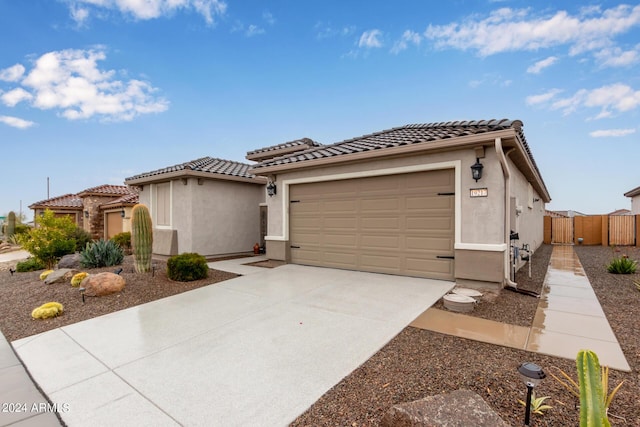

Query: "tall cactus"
(577, 350), (610, 427)
(131, 204), (153, 273)
(6, 211), (16, 238)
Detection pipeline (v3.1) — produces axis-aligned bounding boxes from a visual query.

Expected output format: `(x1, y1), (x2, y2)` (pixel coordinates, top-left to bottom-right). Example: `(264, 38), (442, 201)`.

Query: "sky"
(1, 0), (639, 220)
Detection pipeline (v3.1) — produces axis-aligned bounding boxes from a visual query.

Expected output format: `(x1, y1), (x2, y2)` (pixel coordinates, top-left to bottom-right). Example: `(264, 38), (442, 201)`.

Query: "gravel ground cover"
(0, 255), (238, 342)
(1, 245), (638, 426)
(292, 245), (640, 426)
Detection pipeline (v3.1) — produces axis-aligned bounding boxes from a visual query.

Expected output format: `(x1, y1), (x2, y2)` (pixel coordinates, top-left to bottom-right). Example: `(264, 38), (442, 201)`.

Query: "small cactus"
(131, 204), (153, 273)
(577, 349), (610, 427)
(6, 211), (16, 238)
(31, 302), (64, 319)
(71, 272), (88, 287)
(39, 270), (54, 281)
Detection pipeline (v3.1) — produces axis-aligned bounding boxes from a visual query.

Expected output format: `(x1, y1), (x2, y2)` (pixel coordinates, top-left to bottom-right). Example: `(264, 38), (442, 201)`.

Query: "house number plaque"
(470, 188), (488, 197)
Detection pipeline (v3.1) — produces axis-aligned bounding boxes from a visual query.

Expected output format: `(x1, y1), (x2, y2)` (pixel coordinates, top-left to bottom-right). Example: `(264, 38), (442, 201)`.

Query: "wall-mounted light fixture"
(517, 362), (546, 426)
(533, 198), (540, 203)
(266, 181), (277, 197)
(470, 158), (484, 182)
(84, 210), (89, 218)
(120, 209), (125, 218)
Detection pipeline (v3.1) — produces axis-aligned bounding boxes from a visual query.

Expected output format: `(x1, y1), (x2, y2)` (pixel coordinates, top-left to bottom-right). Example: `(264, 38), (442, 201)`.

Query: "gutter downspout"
(495, 137), (519, 289)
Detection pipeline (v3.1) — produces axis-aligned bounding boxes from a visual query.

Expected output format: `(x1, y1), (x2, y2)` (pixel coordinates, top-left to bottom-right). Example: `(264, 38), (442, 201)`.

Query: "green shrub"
(16, 258), (46, 272)
(71, 227), (93, 252)
(19, 210), (77, 269)
(111, 232), (131, 253)
(80, 239), (124, 268)
(607, 255), (637, 274)
(167, 253), (209, 282)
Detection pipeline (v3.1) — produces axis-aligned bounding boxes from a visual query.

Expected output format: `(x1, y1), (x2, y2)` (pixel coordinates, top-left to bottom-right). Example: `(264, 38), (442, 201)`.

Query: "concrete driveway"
(13, 264), (453, 426)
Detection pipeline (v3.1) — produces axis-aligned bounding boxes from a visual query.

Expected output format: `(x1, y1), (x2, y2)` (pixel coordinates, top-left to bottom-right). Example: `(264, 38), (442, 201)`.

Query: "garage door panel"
(289, 169), (454, 280)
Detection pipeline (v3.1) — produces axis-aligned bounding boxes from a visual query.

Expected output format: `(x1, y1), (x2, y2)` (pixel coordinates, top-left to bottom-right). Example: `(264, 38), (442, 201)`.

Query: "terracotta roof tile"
(29, 194), (83, 209)
(100, 191), (139, 208)
(77, 184), (134, 196)
(126, 157), (257, 181)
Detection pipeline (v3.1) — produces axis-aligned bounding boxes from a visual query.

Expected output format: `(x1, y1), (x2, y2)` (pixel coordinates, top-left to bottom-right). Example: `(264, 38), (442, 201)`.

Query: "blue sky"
(1, 0), (639, 220)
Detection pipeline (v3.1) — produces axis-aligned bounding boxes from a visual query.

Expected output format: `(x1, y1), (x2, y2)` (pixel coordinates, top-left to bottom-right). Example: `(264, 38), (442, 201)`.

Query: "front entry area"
(289, 169), (455, 280)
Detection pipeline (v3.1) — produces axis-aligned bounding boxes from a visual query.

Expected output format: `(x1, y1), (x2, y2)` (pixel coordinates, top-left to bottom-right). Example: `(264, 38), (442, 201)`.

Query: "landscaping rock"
(381, 389), (510, 427)
(44, 268), (80, 285)
(58, 253), (82, 269)
(81, 272), (125, 296)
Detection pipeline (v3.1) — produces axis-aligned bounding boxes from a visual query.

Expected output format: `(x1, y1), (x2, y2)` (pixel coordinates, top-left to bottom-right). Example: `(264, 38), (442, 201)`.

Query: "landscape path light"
(517, 362), (546, 426)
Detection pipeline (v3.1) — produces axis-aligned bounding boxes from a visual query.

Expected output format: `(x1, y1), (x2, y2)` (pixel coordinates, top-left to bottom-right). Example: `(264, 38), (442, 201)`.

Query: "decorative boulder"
(44, 269), (80, 285)
(58, 253), (82, 269)
(81, 272), (125, 296)
(381, 389), (510, 427)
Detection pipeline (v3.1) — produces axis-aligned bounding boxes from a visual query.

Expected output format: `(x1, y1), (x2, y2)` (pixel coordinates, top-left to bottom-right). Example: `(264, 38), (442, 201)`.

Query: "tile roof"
(100, 191), (140, 208)
(77, 184), (135, 196)
(246, 138), (322, 157)
(29, 194), (83, 209)
(252, 119), (537, 171)
(125, 157), (258, 182)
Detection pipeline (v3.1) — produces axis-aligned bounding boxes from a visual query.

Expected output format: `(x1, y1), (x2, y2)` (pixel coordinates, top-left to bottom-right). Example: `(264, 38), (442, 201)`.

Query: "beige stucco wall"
(631, 195), (640, 215)
(138, 178), (264, 257)
(263, 144), (545, 286)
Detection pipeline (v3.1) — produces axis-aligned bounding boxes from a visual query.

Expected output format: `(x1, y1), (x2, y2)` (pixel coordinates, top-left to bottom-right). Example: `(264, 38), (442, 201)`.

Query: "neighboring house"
(250, 119), (551, 289)
(29, 185), (138, 240)
(624, 186), (640, 214)
(546, 210), (587, 217)
(607, 208), (632, 216)
(124, 157), (267, 257)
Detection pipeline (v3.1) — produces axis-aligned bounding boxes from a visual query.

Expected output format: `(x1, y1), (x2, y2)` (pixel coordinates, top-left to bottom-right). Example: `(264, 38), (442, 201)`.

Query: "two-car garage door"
(289, 169), (455, 280)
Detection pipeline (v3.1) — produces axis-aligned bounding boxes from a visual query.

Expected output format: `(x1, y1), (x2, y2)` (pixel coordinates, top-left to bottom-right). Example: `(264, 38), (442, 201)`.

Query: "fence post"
(601, 215), (609, 247)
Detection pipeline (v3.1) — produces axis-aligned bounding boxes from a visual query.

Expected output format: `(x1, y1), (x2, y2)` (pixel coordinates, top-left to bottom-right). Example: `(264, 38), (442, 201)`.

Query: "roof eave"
(250, 129), (517, 175)
(510, 134), (552, 203)
(624, 186), (640, 197)
(125, 169), (267, 186)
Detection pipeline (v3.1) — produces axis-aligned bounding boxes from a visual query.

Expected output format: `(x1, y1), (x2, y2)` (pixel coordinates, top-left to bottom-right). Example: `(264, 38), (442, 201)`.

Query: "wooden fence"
(544, 215), (640, 246)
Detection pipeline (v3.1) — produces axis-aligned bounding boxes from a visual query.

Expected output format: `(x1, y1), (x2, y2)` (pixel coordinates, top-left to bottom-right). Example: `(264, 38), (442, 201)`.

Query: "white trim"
(278, 161), (462, 243)
(265, 235), (286, 241)
(151, 181), (173, 230)
(455, 243), (507, 251)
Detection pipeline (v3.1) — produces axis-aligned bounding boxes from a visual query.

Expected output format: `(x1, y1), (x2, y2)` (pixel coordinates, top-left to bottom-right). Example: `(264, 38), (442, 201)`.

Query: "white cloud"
(1, 48), (168, 122)
(0, 115), (35, 129)
(391, 30), (421, 54)
(594, 45), (640, 67)
(263, 11), (275, 26)
(68, 0), (227, 25)
(424, 5), (640, 58)
(529, 83), (640, 118)
(359, 29), (383, 48)
(246, 24), (265, 37)
(314, 22), (355, 40)
(525, 89), (563, 106)
(1, 88), (33, 106)
(527, 56), (558, 74)
(590, 128), (636, 137)
(0, 64), (26, 82)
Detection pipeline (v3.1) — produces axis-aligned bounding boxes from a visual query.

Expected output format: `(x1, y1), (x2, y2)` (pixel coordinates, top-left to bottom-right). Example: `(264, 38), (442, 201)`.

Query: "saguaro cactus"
(577, 349), (610, 427)
(131, 204), (153, 273)
(6, 211), (16, 238)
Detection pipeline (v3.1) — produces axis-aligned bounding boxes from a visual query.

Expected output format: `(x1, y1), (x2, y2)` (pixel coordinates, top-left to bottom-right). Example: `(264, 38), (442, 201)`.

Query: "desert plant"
(167, 252), (209, 282)
(131, 204), (153, 273)
(80, 239), (124, 268)
(518, 392), (552, 416)
(111, 231), (132, 253)
(70, 272), (88, 287)
(551, 350), (624, 426)
(606, 255), (637, 274)
(31, 302), (64, 319)
(39, 270), (54, 281)
(19, 209), (76, 268)
(6, 211), (16, 238)
(71, 227), (93, 252)
(15, 258), (45, 272)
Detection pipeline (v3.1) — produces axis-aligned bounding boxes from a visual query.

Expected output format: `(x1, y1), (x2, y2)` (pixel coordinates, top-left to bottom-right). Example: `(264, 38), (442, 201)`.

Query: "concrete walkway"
(411, 245), (630, 371)
(9, 263), (453, 426)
